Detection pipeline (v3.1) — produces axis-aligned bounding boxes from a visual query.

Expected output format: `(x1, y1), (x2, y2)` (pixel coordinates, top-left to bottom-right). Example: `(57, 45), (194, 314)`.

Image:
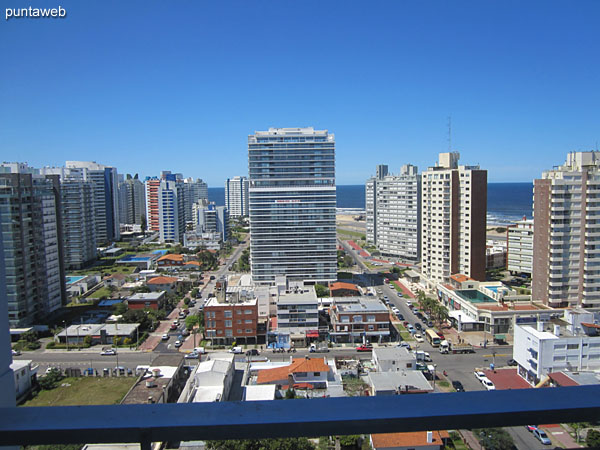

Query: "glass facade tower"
(248, 127), (337, 285)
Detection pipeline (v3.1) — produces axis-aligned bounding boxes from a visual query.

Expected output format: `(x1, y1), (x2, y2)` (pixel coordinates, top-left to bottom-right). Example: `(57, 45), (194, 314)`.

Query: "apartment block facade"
(145, 177), (160, 232)
(365, 164), (421, 261)
(248, 127), (337, 285)
(507, 218), (533, 275)
(329, 297), (391, 343)
(421, 152), (487, 283)
(204, 298), (259, 344)
(158, 176), (185, 244)
(182, 178), (208, 224)
(533, 151), (600, 308)
(225, 176), (249, 218)
(193, 201), (229, 242)
(118, 174), (146, 225)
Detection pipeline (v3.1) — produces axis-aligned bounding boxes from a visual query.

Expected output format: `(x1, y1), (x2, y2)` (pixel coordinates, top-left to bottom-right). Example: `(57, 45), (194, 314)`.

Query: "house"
(122, 354), (186, 404)
(157, 254), (185, 269)
(182, 261), (201, 270)
(147, 276), (179, 293)
(189, 354), (235, 403)
(11, 360), (37, 403)
(256, 357), (330, 389)
(55, 323), (140, 345)
(329, 282), (361, 297)
(126, 292), (166, 310)
(329, 297), (390, 343)
(373, 347), (417, 372)
(367, 371), (433, 395)
(104, 273), (127, 288)
(370, 431), (450, 450)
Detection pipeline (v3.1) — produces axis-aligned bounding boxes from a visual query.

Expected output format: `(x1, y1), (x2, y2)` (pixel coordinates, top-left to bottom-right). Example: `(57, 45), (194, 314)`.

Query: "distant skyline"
(2, 1), (599, 186)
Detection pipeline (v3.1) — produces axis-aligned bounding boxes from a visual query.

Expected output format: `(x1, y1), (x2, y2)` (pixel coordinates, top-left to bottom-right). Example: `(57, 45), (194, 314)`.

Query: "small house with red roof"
(256, 357), (330, 389)
(157, 254), (185, 269)
(147, 276), (179, 293)
(330, 282), (361, 297)
(370, 430), (450, 450)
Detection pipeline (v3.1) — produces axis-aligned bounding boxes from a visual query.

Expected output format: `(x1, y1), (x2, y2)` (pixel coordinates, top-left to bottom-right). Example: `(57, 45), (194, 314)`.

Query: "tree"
(314, 284), (329, 298)
(338, 435), (361, 449)
(22, 330), (38, 344)
(140, 215), (147, 234)
(586, 429), (600, 447)
(474, 428), (514, 450)
(284, 387), (296, 399)
(206, 438), (314, 450)
(569, 422), (589, 443)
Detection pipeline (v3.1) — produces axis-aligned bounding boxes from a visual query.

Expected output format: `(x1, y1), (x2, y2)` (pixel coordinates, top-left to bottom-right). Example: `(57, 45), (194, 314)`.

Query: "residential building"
(126, 292), (166, 310)
(225, 176), (249, 218)
(370, 431), (449, 450)
(122, 354), (186, 404)
(193, 201), (229, 242)
(182, 177), (208, 224)
(513, 316), (600, 385)
(65, 161), (120, 243)
(158, 176), (185, 244)
(147, 276), (179, 293)
(276, 286), (319, 338)
(204, 296), (259, 345)
(118, 174), (146, 225)
(188, 355), (235, 403)
(421, 152), (487, 283)
(365, 164), (421, 261)
(0, 171), (66, 326)
(329, 297), (390, 343)
(486, 240), (507, 269)
(507, 218), (533, 275)
(367, 371), (433, 396)
(256, 357), (330, 389)
(11, 360), (37, 403)
(248, 127), (337, 285)
(329, 282), (361, 297)
(145, 177), (160, 232)
(157, 254), (184, 268)
(532, 151), (600, 308)
(372, 347), (417, 372)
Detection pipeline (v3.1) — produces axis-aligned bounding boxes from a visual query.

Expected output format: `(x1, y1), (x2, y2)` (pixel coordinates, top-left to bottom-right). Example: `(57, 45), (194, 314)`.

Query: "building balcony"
(0, 386), (599, 448)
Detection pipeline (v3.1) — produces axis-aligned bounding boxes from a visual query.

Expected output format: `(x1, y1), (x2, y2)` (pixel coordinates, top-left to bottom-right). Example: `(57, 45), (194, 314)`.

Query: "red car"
(170, 324), (178, 330)
(356, 344), (373, 352)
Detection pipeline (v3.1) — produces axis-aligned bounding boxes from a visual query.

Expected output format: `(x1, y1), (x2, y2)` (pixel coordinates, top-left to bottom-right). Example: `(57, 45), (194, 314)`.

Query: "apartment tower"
(145, 177), (160, 232)
(365, 164), (421, 261)
(118, 174), (146, 225)
(158, 175), (185, 243)
(532, 151), (600, 308)
(248, 127), (337, 285)
(225, 176), (249, 218)
(421, 152), (487, 283)
(507, 218), (533, 276)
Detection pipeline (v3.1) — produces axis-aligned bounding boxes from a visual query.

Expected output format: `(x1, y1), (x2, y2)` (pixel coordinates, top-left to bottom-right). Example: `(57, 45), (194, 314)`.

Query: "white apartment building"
(365, 164), (420, 261)
(507, 218), (533, 275)
(421, 152), (487, 283)
(193, 201), (229, 242)
(248, 127), (337, 285)
(276, 286), (319, 336)
(533, 151), (600, 308)
(158, 178), (185, 244)
(118, 174), (146, 225)
(514, 318), (600, 385)
(182, 177), (208, 224)
(225, 176), (249, 218)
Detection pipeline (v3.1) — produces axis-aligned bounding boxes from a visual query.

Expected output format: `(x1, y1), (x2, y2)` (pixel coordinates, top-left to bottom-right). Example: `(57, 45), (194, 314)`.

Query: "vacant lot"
(24, 377), (136, 407)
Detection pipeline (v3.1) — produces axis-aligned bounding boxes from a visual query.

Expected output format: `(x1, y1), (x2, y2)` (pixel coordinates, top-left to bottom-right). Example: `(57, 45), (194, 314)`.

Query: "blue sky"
(1, 1), (599, 185)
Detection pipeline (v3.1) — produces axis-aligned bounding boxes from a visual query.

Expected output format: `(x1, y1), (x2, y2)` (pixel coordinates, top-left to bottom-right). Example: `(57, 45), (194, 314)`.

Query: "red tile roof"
(582, 322), (600, 329)
(147, 276), (178, 285)
(158, 254), (184, 262)
(257, 357), (329, 385)
(330, 282), (359, 291)
(484, 368), (531, 390)
(548, 372), (579, 387)
(450, 274), (473, 283)
(371, 430), (449, 449)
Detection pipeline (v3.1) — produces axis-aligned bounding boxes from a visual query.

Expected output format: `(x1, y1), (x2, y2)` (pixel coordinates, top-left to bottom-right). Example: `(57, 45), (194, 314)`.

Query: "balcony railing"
(1, 386), (600, 449)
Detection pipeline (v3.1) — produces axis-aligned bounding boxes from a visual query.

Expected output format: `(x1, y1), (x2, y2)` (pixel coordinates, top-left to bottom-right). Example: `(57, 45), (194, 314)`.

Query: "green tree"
(39, 369), (64, 390)
(314, 284), (329, 298)
(338, 435), (361, 449)
(569, 422), (590, 443)
(284, 387), (296, 399)
(22, 330), (38, 343)
(206, 438), (314, 450)
(586, 429), (600, 447)
(475, 428), (514, 450)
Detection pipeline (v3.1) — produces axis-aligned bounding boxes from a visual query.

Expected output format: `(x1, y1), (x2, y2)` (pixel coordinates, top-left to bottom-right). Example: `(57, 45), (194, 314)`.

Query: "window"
(225, 320), (232, 328)
(237, 320), (242, 324)
(246, 329), (252, 333)
(567, 344), (579, 350)
(245, 309), (252, 315)
(236, 310), (242, 315)
(225, 330), (232, 337)
(237, 329), (243, 334)
(314, 372), (320, 376)
(245, 319), (253, 324)
(224, 310), (232, 318)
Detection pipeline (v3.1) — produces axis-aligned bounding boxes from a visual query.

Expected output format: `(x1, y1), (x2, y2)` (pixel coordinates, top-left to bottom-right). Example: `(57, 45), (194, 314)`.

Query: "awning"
(494, 334), (506, 340)
(306, 330), (319, 338)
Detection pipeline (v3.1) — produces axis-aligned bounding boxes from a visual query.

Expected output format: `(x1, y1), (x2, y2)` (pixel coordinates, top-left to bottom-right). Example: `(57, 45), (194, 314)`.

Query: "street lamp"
(433, 364), (437, 391)
(63, 321), (69, 351)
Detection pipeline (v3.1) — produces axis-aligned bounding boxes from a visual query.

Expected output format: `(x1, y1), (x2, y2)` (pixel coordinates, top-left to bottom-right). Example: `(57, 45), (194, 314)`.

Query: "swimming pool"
(119, 255), (151, 263)
(66, 275), (85, 285)
(152, 249), (168, 255)
(455, 289), (496, 303)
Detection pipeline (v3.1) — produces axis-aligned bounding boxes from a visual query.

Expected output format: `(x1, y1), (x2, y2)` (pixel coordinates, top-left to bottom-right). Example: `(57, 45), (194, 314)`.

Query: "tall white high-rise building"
(507, 218), (533, 276)
(182, 177), (208, 224)
(533, 151), (600, 308)
(421, 152), (487, 283)
(65, 161), (120, 243)
(193, 201), (229, 242)
(248, 127), (337, 285)
(225, 176), (249, 218)
(365, 164), (421, 261)
(158, 176), (185, 243)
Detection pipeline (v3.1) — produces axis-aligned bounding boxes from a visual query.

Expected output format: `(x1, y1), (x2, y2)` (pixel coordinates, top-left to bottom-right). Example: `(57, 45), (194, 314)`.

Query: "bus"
(425, 329), (441, 347)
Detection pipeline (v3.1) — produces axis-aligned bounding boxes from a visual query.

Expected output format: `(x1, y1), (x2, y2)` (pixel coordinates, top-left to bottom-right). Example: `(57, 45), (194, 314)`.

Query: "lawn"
(24, 377), (136, 407)
(87, 286), (113, 299)
(337, 228), (365, 238)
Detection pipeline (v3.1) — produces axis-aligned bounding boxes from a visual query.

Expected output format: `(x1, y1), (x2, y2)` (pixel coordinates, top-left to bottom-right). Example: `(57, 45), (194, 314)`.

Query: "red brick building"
(204, 298), (260, 344)
(126, 292), (166, 311)
(329, 297), (390, 344)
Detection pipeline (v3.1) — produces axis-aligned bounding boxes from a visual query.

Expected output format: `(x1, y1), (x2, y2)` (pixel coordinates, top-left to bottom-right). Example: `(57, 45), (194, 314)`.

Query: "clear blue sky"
(2, 1), (599, 185)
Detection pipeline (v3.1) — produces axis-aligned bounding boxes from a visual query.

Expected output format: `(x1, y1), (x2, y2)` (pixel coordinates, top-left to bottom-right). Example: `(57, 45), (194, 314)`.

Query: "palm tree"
(432, 303), (450, 329)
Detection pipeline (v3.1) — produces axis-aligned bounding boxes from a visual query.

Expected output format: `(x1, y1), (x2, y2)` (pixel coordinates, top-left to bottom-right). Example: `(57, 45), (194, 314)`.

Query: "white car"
(414, 334), (424, 343)
(481, 377), (496, 390)
(101, 349), (116, 356)
(392, 307), (400, 315)
(474, 371), (487, 382)
(162, 334), (169, 341)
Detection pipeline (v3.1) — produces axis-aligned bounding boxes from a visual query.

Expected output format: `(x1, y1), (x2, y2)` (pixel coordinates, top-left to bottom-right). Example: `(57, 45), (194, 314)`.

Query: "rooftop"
(158, 254), (184, 262)
(455, 289), (496, 304)
(371, 430), (449, 448)
(256, 357), (330, 384)
(335, 298), (388, 313)
(127, 292), (165, 301)
(367, 371), (432, 393)
(330, 282), (359, 291)
(147, 276), (178, 285)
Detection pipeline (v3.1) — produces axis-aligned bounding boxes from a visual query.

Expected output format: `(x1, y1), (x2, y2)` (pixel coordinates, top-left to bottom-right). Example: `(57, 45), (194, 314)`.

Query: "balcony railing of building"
(1, 385), (600, 449)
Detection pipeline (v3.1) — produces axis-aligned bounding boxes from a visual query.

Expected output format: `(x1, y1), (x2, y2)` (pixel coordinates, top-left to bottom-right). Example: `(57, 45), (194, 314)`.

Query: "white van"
(228, 346), (243, 354)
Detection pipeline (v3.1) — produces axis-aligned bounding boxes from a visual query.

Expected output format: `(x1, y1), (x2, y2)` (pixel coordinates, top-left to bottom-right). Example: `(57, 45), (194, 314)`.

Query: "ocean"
(208, 182), (533, 226)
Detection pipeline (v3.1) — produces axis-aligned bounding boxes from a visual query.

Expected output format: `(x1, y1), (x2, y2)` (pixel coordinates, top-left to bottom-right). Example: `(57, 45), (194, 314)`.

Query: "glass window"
(224, 311), (232, 318)
(225, 320), (232, 328)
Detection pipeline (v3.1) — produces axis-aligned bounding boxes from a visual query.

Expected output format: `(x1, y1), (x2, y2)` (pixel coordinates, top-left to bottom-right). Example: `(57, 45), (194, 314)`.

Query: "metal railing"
(2, 385), (600, 449)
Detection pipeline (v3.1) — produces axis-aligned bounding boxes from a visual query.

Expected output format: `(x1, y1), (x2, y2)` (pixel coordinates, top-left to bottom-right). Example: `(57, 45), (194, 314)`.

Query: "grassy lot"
(337, 228), (365, 238)
(24, 377), (136, 407)
(87, 286), (112, 299)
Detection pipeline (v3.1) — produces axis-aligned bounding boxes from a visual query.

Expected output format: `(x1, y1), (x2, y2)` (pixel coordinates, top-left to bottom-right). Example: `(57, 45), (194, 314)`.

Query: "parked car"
(356, 344), (373, 352)
(533, 428), (551, 445)
(162, 334), (169, 341)
(182, 329), (190, 337)
(210, 275), (216, 280)
(452, 380), (465, 392)
(246, 349), (260, 356)
(526, 425), (538, 432)
(229, 346), (243, 354)
(101, 349), (116, 356)
(392, 307), (400, 315)
(397, 314), (404, 321)
(11, 349), (21, 356)
(174, 340), (182, 348)
(170, 323), (178, 331)
(481, 378), (495, 390)
(414, 323), (422, 331)
(414, 334), (424, 343)
(184, 351), (199, 359)
(474, 371), (487, 382)
(507, 358), (517, 366)
(398, 341), (411, 349)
